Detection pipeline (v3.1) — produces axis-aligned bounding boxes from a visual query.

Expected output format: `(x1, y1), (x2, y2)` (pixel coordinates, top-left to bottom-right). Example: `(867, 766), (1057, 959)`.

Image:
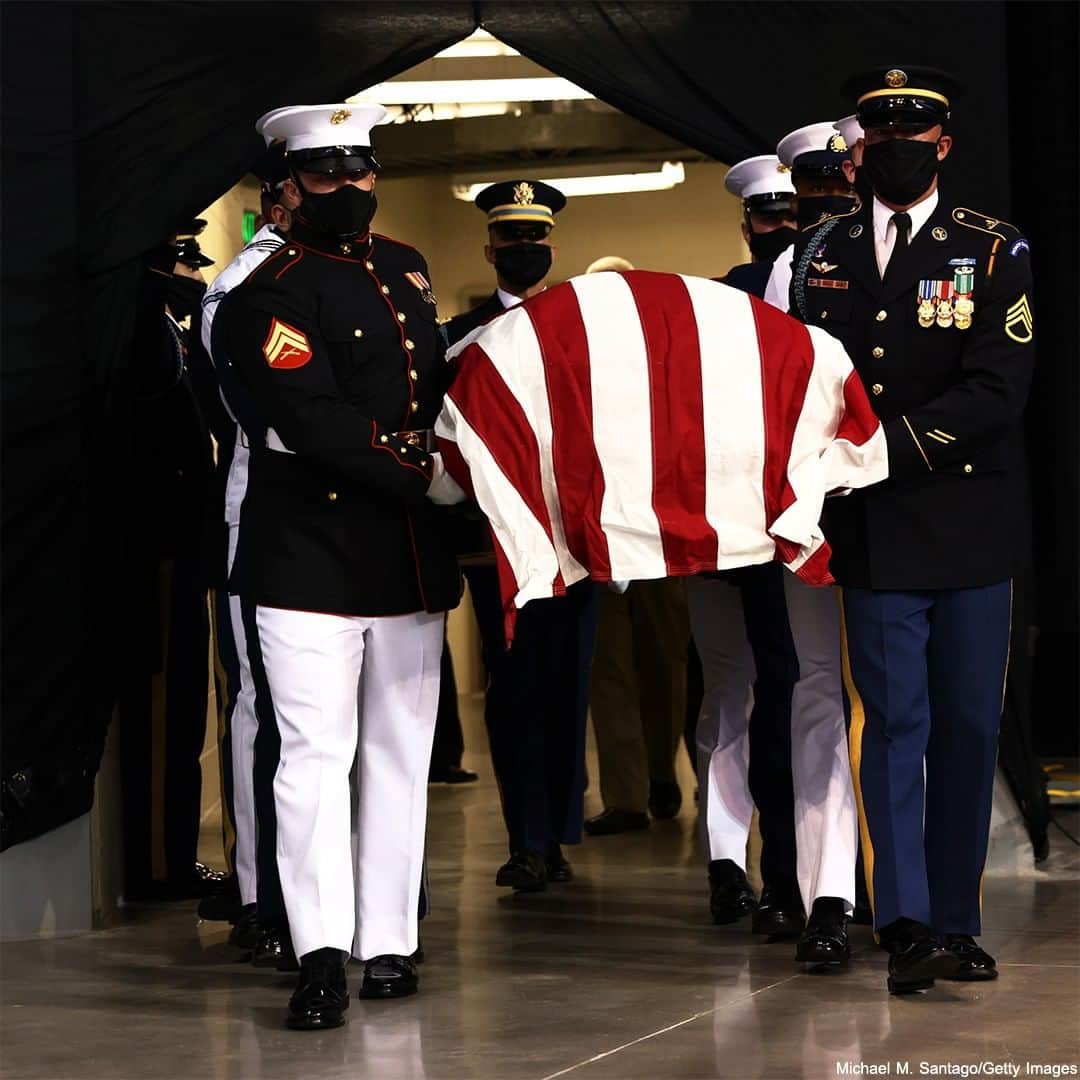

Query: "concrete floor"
(2, 701), (1079, 1080)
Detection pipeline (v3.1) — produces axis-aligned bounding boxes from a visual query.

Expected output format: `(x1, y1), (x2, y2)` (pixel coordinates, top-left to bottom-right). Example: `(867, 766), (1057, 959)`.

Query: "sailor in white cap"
(220, 102), (464, 1029)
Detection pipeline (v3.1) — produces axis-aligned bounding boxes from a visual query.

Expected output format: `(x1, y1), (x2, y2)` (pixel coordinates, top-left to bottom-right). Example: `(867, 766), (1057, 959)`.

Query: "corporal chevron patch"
(262, 318), (312, 368)
(1004, 294), (1033, 344)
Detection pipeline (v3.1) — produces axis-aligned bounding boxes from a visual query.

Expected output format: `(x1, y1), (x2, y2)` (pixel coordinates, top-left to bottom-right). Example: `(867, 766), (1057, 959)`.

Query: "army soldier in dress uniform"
(443, 180), (599, 894)
(221, 103), (462, 1029)
(792, 66), (1035, 994)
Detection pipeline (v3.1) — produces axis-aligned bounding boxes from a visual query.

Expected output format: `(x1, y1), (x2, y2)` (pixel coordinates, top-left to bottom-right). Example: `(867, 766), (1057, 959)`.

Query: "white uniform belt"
(265, 428), (295, 454)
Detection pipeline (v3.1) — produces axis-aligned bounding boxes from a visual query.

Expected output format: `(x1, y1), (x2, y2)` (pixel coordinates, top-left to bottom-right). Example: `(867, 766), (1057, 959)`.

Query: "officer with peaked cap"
(221, 102), (463, 1028)
(764, 121), (860, 310)
(443, 179), (598, 894)
(792, 65), (1034, 993)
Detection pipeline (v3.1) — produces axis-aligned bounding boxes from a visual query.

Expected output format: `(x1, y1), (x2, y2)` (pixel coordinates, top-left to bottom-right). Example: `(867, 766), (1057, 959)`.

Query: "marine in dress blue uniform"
(792, 67), (1035, 993)
(443, 180), (599, 893)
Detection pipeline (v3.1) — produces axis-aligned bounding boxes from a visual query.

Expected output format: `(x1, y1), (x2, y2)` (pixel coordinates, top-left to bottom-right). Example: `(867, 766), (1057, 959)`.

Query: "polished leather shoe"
(286, 948), (349, 1030)
(358, 954), (418, 999)
(253, 924), (299, 971)
(228, 904), (260, 952)
(546, 845), (573, 883)
(795, 900), (850, 965)
(584, 808), (649, 836)
(708, 859), (758, 925)
(648, 778), (682, 820)
(887, 935), (962, 994)
(752, 884), (805, 938)
(197, 872), (242, 922)
(943, 935), (998, 981)
(495, 850), (547, 891)
(428, 764), (479, 784)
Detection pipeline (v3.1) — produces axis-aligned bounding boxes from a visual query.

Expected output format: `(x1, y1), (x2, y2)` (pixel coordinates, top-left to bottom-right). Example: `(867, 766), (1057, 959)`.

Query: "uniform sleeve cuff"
(884, 416), (932, 478)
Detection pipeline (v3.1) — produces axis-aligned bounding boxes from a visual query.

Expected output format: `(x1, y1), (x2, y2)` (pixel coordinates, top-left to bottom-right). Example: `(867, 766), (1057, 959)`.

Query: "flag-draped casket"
(435, 270), (888, 633)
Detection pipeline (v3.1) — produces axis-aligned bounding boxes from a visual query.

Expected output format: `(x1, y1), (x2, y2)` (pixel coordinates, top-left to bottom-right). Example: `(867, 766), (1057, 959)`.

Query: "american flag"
(435, 270), (887, 631)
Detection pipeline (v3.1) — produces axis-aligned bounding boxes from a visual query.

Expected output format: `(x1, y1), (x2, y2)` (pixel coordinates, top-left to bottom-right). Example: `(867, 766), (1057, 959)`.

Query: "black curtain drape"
(2, 0), (1075, 851)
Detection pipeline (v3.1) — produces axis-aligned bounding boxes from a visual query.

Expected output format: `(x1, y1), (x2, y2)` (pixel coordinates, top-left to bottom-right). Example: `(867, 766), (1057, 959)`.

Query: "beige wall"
(197, 160), (746, 692)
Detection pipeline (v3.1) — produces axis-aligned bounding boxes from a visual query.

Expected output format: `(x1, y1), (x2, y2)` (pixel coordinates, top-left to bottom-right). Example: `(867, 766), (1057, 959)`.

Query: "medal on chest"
(952, 264), (975, 330)
(917, 263), (977, 330)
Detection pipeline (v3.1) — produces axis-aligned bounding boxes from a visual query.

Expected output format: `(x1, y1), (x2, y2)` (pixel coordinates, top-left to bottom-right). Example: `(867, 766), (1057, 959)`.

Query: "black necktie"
(886, 211), (911, 277)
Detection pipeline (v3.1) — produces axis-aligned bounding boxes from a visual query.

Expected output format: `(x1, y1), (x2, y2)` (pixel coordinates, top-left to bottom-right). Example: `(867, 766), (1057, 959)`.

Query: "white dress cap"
(255, 103), (390, 152)
(834, 114), (865, 148)
(776, 121), (846, 167)
(723, 155), (795, 200)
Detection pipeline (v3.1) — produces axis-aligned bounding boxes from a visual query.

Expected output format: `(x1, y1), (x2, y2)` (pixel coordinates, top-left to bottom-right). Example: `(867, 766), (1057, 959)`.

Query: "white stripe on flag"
(682, 276), (774, 567)
(571, 273), (667, 580)
(473, 308), (586, 584)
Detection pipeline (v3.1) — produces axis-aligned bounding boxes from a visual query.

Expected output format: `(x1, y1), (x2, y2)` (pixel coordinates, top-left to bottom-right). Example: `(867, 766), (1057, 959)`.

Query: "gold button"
(871, 383), (884, 395)
(287, 249), (297, 255)
(365, 261), (374, 271)
(404, 338), (414, 350)
(876, 310), (888, 322)
(340, 243), (351, 254)
(327, 491), (338, 502)
(410, 401), (419, 412)
(381, 285), (390, 295)
(353, 329), (364, 339)
(872, 346), (885, 359)
(399, 446), (407, 455)
(963, 464), (973, 474)
(420, 459), (428, 467)
(409, 369), (418, 381)
(380, 435), (388, 443)
(957, 211), (966, 219)
(397, 312), (406, 323)
(820, 310), (828, 319)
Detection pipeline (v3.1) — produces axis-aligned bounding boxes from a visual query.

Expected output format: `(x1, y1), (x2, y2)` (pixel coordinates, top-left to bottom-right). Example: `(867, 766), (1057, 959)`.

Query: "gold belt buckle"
(396, 430), (422, 447)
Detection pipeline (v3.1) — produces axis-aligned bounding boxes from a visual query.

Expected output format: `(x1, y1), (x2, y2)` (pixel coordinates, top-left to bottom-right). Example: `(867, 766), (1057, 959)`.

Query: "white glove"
(426, 452), (467, 506)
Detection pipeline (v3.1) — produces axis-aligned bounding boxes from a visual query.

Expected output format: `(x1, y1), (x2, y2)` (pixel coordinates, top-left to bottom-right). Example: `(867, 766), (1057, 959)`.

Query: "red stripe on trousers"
(622, 271), (717, 574)
(748, 294), (814, 553)
(521, 286), (612, 579)
(445, 342), (565, 595)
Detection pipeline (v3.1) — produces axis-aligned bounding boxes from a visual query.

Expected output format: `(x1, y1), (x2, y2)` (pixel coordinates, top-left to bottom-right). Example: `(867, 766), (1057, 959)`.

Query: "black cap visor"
(175, 239), (214, 268)
(745, 193), (794, 214)
(858, 94), (947, 129)
(490, 221), (552, 243)
(288, 146), (379, 175)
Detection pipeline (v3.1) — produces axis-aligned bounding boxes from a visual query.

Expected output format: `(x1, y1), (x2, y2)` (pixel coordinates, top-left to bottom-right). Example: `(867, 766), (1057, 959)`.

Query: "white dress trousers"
(687, 571), (857, 912)
(256, 605), (443, 961)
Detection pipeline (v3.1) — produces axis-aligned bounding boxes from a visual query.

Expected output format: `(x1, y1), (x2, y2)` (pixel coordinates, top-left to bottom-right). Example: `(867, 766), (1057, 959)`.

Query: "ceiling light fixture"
(451, 162), (687, 201)
(359, 77), (594, 106)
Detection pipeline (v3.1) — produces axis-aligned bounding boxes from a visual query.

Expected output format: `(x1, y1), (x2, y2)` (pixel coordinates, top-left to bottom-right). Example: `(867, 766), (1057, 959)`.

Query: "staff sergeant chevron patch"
(1004, 294), (1033, 344)
(262, 318), (312, 368)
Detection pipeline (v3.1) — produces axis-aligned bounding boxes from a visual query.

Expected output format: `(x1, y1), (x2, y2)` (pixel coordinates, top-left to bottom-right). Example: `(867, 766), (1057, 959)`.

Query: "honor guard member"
(201, 141), (298, 962)
(443, 180), (599, 893)
(793, 66), (1035, 993)
(686, 154), (858, 966)
(765, 122), (860, 311)
(222, 103), (462, 1029)
(719, 154), (797, 298)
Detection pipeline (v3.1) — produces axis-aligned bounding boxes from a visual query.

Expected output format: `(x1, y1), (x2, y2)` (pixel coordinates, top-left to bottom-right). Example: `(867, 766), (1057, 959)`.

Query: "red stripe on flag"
(445, 342), (565, 595)
(622, 271), (717, 574)
(521, 287), (612, 579)
(748, 295), (814, 551)
(435, 435), (476, 499)
(834, 369), (880, 448)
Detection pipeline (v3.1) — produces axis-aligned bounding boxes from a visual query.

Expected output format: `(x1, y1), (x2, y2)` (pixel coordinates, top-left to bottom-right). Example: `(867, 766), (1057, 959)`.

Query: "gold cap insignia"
(513, 182), (535, 206)
(777, 163), (791, 173)
(885, 69), (908, 89)
(330, 109), (351, 125)
(828, 133), (848, 153)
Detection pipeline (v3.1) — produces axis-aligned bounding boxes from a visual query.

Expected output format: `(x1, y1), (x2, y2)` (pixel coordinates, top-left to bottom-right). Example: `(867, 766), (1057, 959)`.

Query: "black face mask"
(796, 195), (859, 231)
(862, 139), (940, 206)
(493, 243), (552, 290)
(748, 226), (795, 263)
(298, 182), (377, 239)
(166, 276), (207, 320)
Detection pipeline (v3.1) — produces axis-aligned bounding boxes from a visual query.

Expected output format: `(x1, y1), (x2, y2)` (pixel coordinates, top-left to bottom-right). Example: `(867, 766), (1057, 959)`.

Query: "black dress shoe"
(546, 844), (573, 883)
(887, 934), (962, 994)
(795, 899), (851, 965)
(228, 904), (261, 952)
(495, 850), (547, 891)
(358, 954), (418, 999)
(943, 935), (998, 981)
(584, 808), (650, 836)
(752, 883), (805, 938)
(428, 764), (479, 784)
(197, 872), (242, 922)
(648, 778), (683, 820)
(708, 859), (758, 925)
(253, 924), (299, 971)
(286, 948), (349, 1030)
